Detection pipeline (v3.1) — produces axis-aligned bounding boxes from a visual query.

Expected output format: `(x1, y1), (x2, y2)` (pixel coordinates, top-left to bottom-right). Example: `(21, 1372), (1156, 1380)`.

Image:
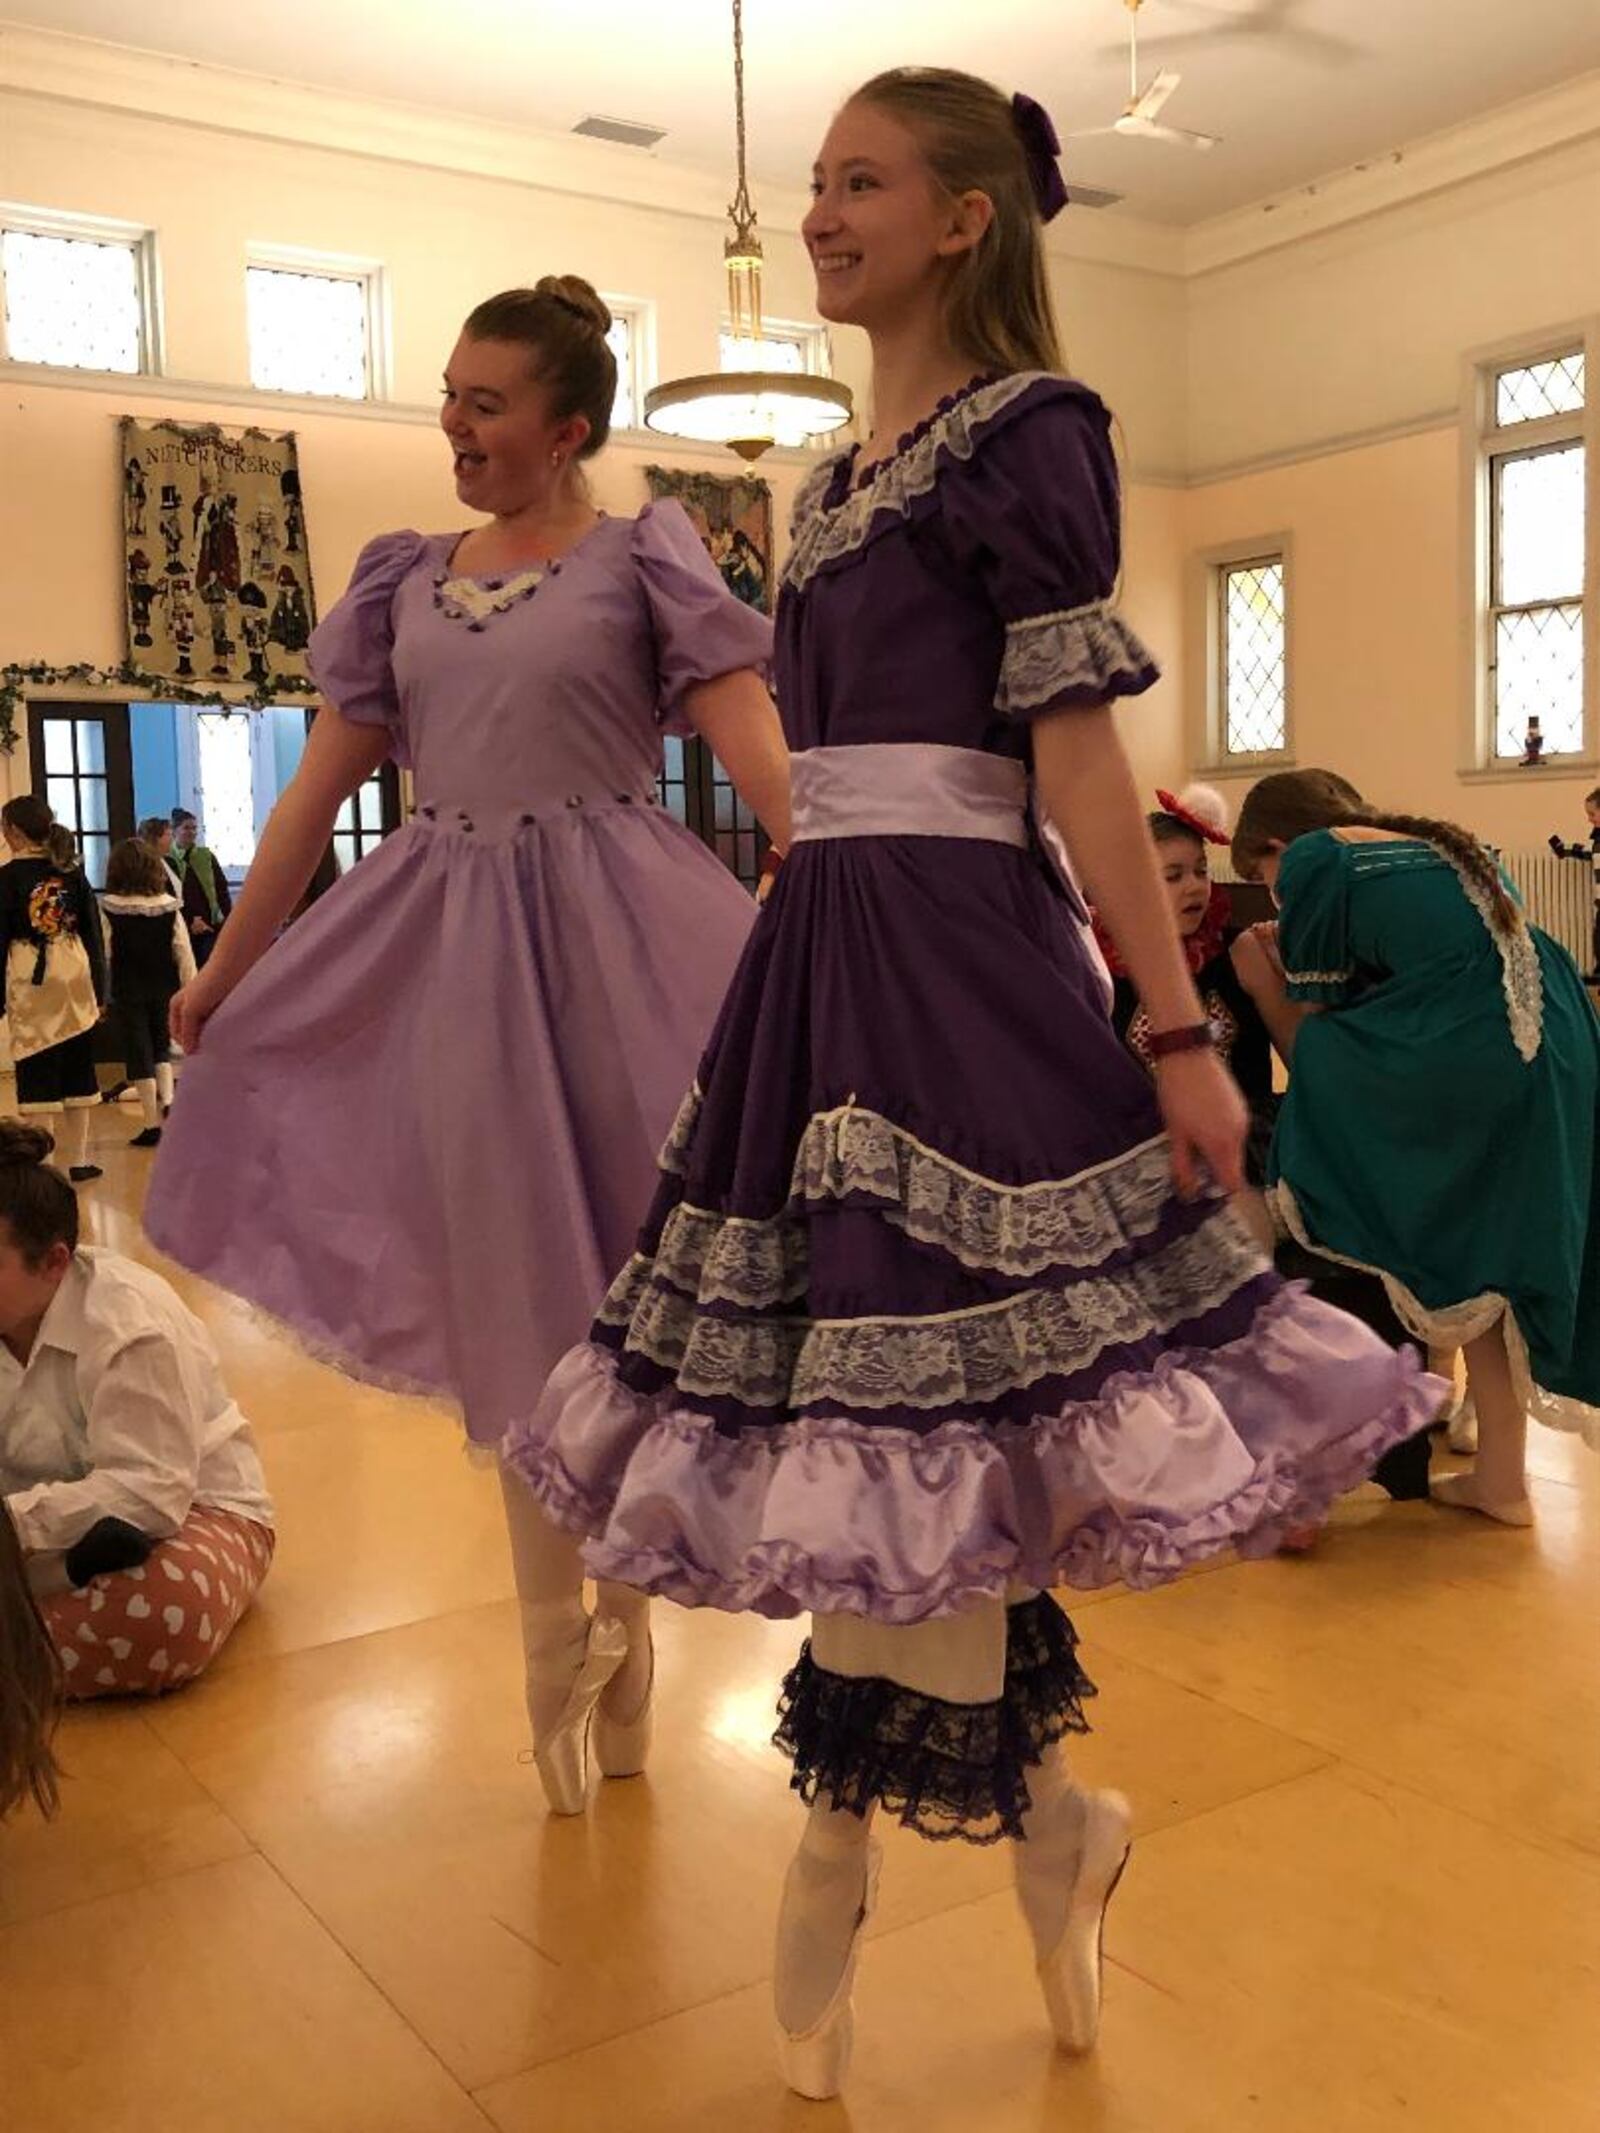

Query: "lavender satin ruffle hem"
(504, 1284), (1444, 1624)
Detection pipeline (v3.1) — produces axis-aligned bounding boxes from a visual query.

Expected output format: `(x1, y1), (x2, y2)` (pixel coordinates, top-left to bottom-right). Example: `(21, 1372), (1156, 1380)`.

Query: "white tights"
(1013, 1746), (1090, 1958)
(773, 1745), (1091, 2037)
(774, 1798), (878, 2035)
(53, 1108), (90, 1172)
(496, 1462), (652, 1731)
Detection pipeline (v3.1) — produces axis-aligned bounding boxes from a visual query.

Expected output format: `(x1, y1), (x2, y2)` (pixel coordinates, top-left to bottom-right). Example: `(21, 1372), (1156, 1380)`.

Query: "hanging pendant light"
(644, 0), (853, 462)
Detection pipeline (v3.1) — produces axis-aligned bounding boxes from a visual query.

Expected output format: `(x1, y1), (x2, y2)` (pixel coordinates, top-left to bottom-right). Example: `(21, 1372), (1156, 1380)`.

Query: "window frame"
(244, 243), (388, 403)
(25, 699), (134, 893)
(0, 203), (162, 376)
(1187, 532), (1295, 773)
(1461, 320), (1600, 776)
(718, 316), (832, 378)
(600, 296), (653, 434)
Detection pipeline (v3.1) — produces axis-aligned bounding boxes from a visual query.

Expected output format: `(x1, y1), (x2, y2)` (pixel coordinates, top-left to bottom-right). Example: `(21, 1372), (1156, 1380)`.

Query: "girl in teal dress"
(1230, 769), (1600, 1525)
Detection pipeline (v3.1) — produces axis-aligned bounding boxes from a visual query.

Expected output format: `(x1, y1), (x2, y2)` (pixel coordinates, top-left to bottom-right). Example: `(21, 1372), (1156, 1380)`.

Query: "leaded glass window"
(1219, 557), (1288, 758)
(1486, 352), (1587, 760)
(246, 264), (371, 400)
(1, 224), (148, 373)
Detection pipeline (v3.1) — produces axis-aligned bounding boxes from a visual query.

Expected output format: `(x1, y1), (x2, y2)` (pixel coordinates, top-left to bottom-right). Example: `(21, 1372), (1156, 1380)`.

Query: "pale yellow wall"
(1186, 134), (1600, 479)
(3, 74), (1597, 859)
(1177, 138), (1600, 853)
(1181, 429), (1595, 855)
(0, 83), (1187, 801)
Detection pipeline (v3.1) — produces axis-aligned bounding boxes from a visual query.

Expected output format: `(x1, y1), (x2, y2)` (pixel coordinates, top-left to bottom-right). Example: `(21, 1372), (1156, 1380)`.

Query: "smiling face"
(1156, 831), (1212, 938)
(802, 99), (990, 336)
(438, 336), (590, 516)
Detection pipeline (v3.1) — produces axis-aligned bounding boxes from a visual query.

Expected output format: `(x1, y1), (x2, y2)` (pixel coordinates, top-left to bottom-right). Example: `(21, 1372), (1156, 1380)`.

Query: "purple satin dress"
(504, 377), (1440, 1840)
(146, 503), (770, 1445)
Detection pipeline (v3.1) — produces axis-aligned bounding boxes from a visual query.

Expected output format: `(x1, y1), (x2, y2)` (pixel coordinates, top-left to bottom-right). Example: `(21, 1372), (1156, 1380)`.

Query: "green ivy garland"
(0, 662), (320, 755)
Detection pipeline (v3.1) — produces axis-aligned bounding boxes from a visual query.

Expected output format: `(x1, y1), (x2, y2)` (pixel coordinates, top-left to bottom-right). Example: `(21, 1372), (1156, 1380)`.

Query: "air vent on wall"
(1068, 184), (1124, 210)
(573, 114), (667, 149)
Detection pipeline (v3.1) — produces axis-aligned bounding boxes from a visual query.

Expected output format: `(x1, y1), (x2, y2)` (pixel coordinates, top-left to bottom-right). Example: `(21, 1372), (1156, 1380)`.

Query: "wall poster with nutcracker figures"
(121, 417), (315, 689)
(644, 466), (773, 614)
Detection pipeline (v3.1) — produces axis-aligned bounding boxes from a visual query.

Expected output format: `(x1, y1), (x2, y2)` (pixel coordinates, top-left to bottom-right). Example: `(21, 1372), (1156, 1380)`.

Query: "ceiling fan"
(1077, 0), (1222, 152)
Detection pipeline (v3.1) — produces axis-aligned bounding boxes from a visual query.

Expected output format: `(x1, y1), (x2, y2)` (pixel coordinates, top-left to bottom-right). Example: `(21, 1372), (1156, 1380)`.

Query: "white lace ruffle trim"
(781, 373), (1041, 596)
(646, 1112), (1182, 1307)
(597, 1202), (1265, 1412)
(996, 602), (1158, 717)
(1271, 1182), (1599, 1447)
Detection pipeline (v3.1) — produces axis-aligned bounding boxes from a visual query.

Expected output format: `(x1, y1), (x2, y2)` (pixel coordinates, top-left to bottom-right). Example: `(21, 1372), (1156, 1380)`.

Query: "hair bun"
(534, 275), (612, 337)
(0, 1121), (56, 1169)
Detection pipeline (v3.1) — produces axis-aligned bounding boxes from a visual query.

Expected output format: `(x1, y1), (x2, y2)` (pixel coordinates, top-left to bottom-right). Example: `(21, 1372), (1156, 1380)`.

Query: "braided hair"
(1232, 769), (1522, 936)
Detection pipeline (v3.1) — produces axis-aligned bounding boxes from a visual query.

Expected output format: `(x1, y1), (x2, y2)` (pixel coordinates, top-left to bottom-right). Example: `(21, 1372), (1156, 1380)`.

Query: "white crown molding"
(0, 25), (739, 226)
(14, 23), (1595, 283)
(0, 23), (1183, 276)
(1184, 408), (1459, 489)
(1184, 67), (1600, 276)
(0, 357), (839, 468)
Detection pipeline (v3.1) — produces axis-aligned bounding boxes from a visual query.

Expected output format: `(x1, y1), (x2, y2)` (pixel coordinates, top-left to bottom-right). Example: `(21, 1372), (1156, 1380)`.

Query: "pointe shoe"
(1038, 1789), (1132, 2054)
(593, 1632), (654, 1780)
(776, 1841), (882, 2101)
(1432, 1470), (1534, 1528)
(528, 1612), (628, 1815)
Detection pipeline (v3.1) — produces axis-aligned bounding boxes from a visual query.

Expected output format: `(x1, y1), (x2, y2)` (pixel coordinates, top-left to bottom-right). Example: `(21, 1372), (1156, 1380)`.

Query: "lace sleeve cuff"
(995, 600), (1160, 721)
(1284, 967), (1354, 1002)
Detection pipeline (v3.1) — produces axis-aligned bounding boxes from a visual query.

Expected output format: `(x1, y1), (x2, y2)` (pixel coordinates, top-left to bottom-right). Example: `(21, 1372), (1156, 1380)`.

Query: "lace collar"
(782, 371), (1048, 597)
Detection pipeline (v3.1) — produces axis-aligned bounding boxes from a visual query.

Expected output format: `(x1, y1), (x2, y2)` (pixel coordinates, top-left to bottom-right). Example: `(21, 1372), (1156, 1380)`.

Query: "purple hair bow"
(1011, 92), (1070, 223)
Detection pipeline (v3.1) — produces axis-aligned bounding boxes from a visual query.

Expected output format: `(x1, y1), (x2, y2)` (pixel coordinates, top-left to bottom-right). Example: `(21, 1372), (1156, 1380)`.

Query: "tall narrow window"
(41, 716), (114, 889)
(1485, 352), (1587, 760)
(603, 304), (647, 432)
(0, 213), (153, 373)
(194, 712), (259, 874)
(246, 259), (377, 400)
(1218, 555), (1289, 759)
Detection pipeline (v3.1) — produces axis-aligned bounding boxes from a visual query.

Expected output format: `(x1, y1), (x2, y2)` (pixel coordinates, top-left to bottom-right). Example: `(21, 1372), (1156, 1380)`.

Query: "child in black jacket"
(100, 837), (195, 1148)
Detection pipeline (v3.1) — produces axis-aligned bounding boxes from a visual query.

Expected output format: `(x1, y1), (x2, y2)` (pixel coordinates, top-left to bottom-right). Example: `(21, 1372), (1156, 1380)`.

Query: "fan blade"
(1116, 115), (1221, 150)
(1132, 68), (1182, 121)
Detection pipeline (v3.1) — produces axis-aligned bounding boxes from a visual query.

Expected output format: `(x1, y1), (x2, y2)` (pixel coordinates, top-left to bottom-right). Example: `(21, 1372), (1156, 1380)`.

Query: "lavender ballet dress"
(505, 376), (1442, 1840)
(145, 504), (771, 1446)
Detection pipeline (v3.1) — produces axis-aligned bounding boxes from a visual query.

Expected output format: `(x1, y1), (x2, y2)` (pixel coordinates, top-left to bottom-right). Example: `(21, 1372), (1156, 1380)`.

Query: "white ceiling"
(8, 0), (1600, 226)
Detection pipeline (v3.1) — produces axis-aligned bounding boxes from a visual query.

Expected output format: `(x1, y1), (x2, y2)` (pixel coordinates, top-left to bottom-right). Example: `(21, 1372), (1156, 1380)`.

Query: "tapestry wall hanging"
(645, 467), (773, 615)
(121, 417), (315, 688)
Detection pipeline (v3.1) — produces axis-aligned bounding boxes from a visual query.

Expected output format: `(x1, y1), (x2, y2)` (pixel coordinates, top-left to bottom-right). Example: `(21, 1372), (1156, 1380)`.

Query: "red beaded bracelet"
(1146, 1022), (1215, 1059)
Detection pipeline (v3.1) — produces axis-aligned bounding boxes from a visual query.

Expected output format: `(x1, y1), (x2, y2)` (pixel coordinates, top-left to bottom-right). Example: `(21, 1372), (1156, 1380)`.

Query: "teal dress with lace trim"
(1268, 830), (1600, 1443)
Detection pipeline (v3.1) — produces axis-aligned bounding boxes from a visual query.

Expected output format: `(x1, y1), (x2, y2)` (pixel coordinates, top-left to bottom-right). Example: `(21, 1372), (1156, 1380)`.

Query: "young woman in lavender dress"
(504, 81), (1441, 2096)
(146, 277), (789, 1814)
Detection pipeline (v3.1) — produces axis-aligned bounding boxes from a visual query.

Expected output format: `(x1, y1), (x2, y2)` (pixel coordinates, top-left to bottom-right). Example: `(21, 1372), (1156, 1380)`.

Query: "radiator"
(1501, 847), (1594, 970)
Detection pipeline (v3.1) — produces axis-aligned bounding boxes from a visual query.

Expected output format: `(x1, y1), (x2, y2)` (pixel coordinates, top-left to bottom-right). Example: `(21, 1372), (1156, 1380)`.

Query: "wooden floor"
(2, 1107), (1598, 2131)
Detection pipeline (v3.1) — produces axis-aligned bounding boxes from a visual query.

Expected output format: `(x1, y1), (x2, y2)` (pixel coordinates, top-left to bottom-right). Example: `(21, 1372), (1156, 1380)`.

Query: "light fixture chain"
(729, 0), (755, 235)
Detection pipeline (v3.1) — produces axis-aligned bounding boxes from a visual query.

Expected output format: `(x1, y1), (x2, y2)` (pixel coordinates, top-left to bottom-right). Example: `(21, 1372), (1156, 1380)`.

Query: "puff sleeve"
(940, 383), (1160, 722)
(1275, 834), (1356, 1004)
(306, 531), (428, 766)
(631, 500), (774, 735)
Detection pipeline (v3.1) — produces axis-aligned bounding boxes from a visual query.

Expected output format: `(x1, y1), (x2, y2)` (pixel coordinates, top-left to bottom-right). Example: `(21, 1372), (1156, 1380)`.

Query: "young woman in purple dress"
(505, 81), (1441, 2095)
(146, 276), (789, 1815)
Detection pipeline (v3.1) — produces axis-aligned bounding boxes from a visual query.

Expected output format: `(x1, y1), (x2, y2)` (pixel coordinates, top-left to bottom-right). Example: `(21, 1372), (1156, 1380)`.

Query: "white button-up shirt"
(0, 1248), (274, 1561)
